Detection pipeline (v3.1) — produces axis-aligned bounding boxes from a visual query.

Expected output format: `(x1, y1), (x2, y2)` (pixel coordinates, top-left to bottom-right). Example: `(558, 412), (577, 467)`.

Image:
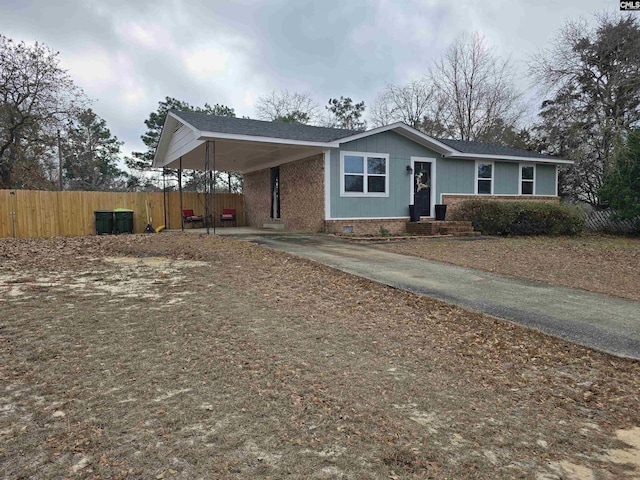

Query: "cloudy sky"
(0, 0), (617, 165)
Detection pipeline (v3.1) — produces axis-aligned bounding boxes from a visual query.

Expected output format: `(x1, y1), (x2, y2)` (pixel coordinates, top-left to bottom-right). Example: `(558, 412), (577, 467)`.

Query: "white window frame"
(475, 160), (494, 195)
(340, 151), (389, 197)
(519, 163), (536, 195)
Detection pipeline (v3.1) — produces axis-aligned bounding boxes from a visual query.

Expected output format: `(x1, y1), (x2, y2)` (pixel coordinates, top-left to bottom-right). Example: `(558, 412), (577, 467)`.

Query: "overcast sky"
(0, 0), (618, 165)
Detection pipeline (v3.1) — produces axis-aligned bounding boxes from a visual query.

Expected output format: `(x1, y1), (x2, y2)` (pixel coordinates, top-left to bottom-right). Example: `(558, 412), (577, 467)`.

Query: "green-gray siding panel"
(435, 158), (475, 202)
(536, 164), (557, 195)
(330, 131), (442, 218)
(495, 162), (519, 195)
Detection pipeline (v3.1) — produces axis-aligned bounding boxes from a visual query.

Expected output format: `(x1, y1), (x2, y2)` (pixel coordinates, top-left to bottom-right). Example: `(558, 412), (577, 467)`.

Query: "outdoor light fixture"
(406, 165), (413, 174)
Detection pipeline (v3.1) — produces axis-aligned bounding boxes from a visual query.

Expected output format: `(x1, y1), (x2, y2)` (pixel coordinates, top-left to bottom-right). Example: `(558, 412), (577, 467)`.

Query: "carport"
(152, 110), (335, 233)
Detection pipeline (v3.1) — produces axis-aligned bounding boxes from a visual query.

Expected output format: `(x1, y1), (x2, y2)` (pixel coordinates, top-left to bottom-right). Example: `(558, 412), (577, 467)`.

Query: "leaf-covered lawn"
(1, 234), (639, 479)
(375, 235), (640, 301)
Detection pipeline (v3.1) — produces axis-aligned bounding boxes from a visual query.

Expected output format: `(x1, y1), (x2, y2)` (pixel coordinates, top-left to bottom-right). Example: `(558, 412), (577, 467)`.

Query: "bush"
(451, 200), (585, 236)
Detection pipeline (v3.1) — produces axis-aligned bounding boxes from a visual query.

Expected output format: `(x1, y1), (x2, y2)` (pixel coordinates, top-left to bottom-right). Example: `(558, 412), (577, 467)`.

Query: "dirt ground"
(1, 233), (639, 479)
(375, 235), (640, 302)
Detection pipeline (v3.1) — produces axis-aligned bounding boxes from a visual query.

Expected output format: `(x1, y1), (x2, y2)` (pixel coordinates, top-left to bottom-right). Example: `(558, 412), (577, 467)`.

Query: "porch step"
(263, 222), (285, 230)
(406, 220), (478, 237)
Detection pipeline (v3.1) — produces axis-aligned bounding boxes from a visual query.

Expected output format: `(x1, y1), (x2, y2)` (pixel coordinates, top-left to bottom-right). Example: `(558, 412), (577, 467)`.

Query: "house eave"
(445, 153), (574, 165)
(196, 131), (338, 149)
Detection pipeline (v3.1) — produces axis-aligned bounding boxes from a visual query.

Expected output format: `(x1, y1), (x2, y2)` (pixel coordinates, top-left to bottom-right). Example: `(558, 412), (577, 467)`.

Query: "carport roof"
(172, 111), (360, 143)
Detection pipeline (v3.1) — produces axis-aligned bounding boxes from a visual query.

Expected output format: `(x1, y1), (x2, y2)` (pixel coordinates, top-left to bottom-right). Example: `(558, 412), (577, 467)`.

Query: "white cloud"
(117, 21), (169, 50)
(60, 49), (115, 90)
(183, 46), (232, 79)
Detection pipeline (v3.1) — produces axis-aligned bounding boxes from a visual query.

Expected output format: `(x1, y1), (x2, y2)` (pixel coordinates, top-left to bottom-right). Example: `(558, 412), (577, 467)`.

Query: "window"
(340, 152), (389, 197)
(476, 161), (493, 195)
(520, 164), (535, 195)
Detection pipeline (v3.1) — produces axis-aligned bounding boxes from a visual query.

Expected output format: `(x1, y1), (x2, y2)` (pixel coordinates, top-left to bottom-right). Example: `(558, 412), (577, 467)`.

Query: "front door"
(414, 162), (432, 217)
(270, 166), (280, 219)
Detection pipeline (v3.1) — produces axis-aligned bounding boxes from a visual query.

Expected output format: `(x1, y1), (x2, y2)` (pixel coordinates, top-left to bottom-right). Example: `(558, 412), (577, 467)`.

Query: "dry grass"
(0, 233), (639, 479)
(375, 235), (640, 301)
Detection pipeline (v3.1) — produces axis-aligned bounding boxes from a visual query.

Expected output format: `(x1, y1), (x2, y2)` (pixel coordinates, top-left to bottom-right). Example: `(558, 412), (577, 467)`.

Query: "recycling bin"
(114, 208), (134, 234)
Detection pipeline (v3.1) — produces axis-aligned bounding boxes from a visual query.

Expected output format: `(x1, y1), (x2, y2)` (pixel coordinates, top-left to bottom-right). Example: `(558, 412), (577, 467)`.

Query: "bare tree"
(370, 79), (443, 131)
(0, 35), (86, 188)
(431, 33), (524, 142)
(255, 90), (319, 124)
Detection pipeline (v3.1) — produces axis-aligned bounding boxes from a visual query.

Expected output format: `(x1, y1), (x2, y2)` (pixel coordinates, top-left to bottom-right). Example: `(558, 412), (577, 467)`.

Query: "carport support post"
(179, 157), (184, 231)
(162, 168), (168, 229)
(212, 141), (216, 235)
(205, 141), (210, 235)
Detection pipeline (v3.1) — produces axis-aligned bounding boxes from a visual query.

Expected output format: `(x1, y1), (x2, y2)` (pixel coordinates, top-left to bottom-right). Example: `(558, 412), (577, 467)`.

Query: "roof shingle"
(436, 138), (553, 159)
(172, 111), (359, 143)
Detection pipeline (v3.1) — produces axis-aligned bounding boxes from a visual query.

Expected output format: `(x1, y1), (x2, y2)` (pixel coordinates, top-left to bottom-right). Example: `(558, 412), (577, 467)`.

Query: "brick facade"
(243, 168), (272, 229)
(443, 194), (560, 218)
(243, 153), (325, 232)
(281, 154), (325, 232)
(406, 220), (475, 236)
(324, 218), (409, 235)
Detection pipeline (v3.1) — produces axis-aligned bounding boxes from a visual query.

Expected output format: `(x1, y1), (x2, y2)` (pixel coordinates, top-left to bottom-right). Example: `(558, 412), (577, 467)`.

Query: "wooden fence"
(0, 190), (245, 238)
(583, 209), (639, 234)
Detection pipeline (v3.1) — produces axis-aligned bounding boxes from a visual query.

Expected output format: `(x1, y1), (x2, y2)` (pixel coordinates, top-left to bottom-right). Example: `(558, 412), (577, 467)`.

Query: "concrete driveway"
(241, 233), (640, 360)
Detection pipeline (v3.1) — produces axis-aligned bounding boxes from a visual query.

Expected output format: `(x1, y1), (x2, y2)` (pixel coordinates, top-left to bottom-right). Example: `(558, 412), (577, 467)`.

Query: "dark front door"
(414, 162), (431, 217)
(270, 166), (280, 219)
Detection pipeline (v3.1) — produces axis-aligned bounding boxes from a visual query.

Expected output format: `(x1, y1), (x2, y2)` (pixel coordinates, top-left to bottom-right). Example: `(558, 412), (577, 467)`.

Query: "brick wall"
(243, 168), (272, 228)
(324, 218), (408, 235)
(281, 154), (325, 232)
(443, 195), (560, 218)
(243, 153), (325, 232)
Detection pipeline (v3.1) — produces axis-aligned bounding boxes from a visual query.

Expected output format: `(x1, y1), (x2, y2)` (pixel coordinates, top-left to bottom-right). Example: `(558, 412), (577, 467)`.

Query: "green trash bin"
(95, 210), (114, 235)
(114, 208), (134, 234)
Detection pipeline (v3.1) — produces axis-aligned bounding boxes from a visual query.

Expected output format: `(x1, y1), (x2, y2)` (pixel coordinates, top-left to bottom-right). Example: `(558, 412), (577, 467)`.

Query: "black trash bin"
(435, 204), (447, 221)
(114, 208), (134, 234)
(95, 210), (114, 235)
(409, 204), (421, 222)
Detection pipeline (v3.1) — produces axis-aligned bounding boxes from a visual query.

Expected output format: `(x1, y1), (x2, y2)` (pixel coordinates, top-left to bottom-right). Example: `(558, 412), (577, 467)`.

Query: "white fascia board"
(335, 122), (457, 155)
(197, 130), (338, 148)
(446, 152), (574, 165)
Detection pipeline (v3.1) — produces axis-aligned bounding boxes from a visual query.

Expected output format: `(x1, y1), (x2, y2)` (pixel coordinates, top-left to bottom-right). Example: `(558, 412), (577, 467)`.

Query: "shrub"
(451, 200), (585, 236)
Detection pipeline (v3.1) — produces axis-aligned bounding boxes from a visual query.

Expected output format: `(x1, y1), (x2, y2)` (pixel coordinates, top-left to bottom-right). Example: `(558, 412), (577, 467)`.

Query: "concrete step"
(263, 222), (285, 230)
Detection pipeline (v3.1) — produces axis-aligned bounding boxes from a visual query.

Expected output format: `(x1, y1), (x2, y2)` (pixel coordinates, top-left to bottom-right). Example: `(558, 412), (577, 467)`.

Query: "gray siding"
(435, 158), (475, 202)
(495, 162), (519, 195)
(330, 131), (442, 218)
(536, 164), (557, 195)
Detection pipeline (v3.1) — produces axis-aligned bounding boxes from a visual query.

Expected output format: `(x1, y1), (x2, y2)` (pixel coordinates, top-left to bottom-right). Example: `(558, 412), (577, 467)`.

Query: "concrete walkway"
(243, 234), (640, 360)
